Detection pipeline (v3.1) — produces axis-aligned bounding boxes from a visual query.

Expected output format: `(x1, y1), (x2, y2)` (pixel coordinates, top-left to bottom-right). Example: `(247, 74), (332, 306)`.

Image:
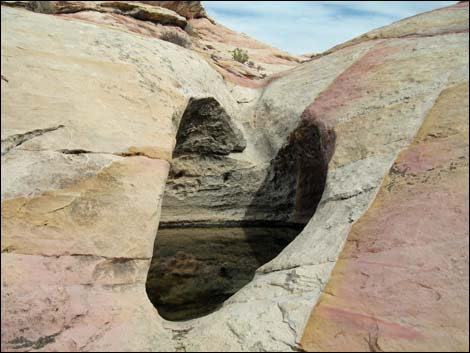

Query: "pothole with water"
(145, 225), (302, 321)
(144, 96), (332, 322)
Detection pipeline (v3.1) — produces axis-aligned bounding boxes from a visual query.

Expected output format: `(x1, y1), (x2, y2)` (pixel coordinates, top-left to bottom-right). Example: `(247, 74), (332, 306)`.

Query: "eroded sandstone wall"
(301, 82), (469, 352)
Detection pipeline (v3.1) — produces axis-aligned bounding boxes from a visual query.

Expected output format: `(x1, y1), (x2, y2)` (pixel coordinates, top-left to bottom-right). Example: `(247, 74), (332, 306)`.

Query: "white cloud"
(202, 1), (457, 54)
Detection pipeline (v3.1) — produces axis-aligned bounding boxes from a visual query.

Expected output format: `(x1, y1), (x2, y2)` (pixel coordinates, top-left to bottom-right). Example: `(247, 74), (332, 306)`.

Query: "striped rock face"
(1, 1), (468, 352)
(301, 82), (469, 352)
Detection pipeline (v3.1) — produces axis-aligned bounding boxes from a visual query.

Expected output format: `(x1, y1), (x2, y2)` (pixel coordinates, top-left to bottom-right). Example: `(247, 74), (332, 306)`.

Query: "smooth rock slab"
(2, 156), (169, 258)
(301, 83), (469, 352)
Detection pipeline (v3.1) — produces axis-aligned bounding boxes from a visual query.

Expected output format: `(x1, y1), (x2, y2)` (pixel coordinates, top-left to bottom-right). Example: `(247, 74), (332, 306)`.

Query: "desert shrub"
(160, 31), (191, 48)
(184, 23), (198, 37)
(231, 48), (249, 63)
(27, 1), (56, 14)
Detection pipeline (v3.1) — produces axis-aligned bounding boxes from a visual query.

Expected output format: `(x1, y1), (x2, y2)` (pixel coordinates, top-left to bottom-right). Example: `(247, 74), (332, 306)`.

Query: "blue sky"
(202, 1), (457, 54)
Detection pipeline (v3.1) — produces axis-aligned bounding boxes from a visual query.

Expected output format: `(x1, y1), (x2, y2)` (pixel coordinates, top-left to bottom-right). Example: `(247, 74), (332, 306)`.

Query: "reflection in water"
(146, 226), (302, 321)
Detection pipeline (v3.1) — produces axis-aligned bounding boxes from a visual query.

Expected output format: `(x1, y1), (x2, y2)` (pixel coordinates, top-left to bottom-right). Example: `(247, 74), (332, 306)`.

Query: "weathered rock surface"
(0, 4), (240, 351)
(2, 1), (188, 27)
(2, 0), (305, 86)
(301, 82), (469, 352)
(131, 1), (208, 19)
(174, 97), (246, 156)
(1, 1), (468, 352)
(189, 16), (307, 86)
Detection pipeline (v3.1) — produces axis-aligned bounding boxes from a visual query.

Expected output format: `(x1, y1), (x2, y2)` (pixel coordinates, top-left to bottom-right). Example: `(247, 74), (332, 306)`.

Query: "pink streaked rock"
(301, 83), (469, 352)
(302, 42), (399, 128)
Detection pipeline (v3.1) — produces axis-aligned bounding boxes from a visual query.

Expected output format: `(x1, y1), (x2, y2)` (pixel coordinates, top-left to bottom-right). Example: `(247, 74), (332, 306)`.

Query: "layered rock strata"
(301, 82), (469, 352)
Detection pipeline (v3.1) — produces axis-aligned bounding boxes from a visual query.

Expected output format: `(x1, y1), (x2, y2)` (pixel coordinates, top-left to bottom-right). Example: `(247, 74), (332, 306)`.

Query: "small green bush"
(231, 48), (249, 63)
(28, 1), (56, 14)
(160, 31), (191, 48)
(184, 23), (198, 37)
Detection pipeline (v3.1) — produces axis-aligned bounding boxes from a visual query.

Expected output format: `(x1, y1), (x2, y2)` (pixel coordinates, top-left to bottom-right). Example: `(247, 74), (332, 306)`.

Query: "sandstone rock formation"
(131, 1), (208, 19)
(1, 1), (468, 352)
(2, 0), (305, 86)
(301, 82), (469, 352)
(2, 1), (188, 27)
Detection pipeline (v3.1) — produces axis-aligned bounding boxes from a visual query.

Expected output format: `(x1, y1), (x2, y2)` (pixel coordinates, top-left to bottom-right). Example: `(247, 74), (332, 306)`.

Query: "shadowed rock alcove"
(146, 225), (302, 321)
(146, 98), (335, 321)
